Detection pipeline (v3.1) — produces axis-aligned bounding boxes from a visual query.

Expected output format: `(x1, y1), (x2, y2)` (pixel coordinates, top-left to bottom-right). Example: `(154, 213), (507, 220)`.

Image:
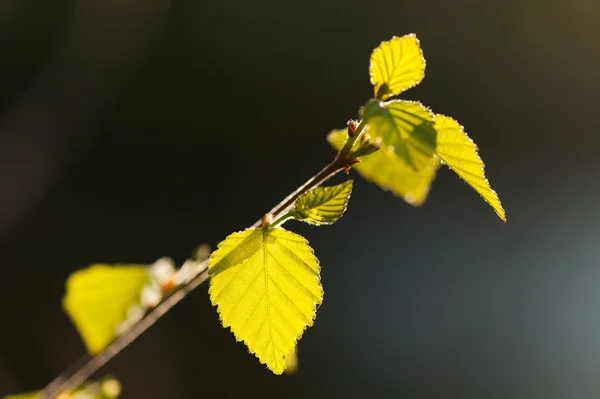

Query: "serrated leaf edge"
(368, 33), (427, 98)
(207, 227), (323, 374)
(434, 114), (506, 221)
(293, 180), (354, 225)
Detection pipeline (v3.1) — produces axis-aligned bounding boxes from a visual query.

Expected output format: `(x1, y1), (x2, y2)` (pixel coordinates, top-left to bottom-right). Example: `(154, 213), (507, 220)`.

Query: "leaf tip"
(494, 199), (507, 222)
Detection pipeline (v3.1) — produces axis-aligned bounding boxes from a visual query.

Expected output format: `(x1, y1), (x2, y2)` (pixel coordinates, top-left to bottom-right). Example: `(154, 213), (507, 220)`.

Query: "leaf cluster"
(24, 34), (506, 394)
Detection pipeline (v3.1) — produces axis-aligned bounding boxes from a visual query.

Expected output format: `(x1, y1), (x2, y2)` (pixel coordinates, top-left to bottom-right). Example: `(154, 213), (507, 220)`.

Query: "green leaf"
(369, 34), (425, 100)
(208, 227), (323, 374)
(292, 181), (353, 225)
(328, 129), (440, 206)
(63, 265), (151, 354)
(362, 99), (436, 171)
(434, 115), (506, 221)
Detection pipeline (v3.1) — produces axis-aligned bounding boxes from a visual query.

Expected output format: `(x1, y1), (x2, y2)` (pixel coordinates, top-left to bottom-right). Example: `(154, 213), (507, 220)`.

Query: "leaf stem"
(267, 163), (342, 220)
(267, 121), (367, 221)
(39, 129), (365, 398)
(270, 211), (294, 228)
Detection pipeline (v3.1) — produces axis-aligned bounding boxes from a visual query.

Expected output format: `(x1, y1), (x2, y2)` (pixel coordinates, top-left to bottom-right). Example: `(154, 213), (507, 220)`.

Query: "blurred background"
(1, 0), (600, 398)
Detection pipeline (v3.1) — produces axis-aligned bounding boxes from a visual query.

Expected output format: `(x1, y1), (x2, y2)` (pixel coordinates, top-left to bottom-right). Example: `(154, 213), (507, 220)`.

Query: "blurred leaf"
(63, 265), (151, 354)
(100, 377), (122, 398)
(208, 227), (323, 374)
(369, 34), (425, 100)
(3, 392), (39, 399)
(362, 99), (436, 171)
(434, 115), (506, 221)
(3, 377), (121, 399)
(292, 181), (353, 225)
(328, 129), (440, 205)
(283, 347), (298, 374)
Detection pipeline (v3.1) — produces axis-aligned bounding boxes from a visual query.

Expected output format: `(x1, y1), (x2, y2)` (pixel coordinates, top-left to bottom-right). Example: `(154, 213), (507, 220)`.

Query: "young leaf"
(434, 115), (506, 221)
(369, 34), (425, 100)
(292, 180), (353, 225)
(328, 129), (440, 206)
(63, 265), (151, 354)
(362, 99), (436, 171)
(208, 227), (323, 374)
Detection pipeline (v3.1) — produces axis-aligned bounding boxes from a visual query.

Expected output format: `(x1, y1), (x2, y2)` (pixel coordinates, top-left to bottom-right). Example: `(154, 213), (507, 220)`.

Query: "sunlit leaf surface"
(293, 181), (353, 225)
(434, 115), (506, 221)
(362, 99), (436, 171)
(208, 227), (322, 374)
(369, 34), (425, 100)
(328, 129), (439, 205)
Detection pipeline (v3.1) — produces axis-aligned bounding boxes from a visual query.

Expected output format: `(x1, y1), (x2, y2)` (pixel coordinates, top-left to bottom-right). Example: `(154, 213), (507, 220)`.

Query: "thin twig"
(40, 141), (361, 398)
(268, 160), (343, 218)
(40, 268), (209, 398)
(267, 121), (367, 218)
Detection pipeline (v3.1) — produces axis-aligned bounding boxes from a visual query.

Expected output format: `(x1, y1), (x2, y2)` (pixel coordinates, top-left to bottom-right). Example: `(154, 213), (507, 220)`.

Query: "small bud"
(194, 243), (211, 261)
(349, 135), (381, 158)
(141, 283), (162, 308)
(343, 158), (361, 174)
(346, 120), (358, 137)
(148, 257), (176, 286)
(162, 276), (176, 291)
(360, 133), (370, 144)
(372, 136), (382, 149)
(261, 214), (272, 226)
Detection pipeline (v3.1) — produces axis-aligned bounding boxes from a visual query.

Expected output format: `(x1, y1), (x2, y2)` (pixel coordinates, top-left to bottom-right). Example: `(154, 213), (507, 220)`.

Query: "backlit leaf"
(208, 227), (323, 374)
(434, 115), (506, 221)
(292, 181), (353, 225)
(63, 265), (151, 354)
(328, 129), (440, 206)
(362, 99), (436, 171)
(369, 34), (425, 100)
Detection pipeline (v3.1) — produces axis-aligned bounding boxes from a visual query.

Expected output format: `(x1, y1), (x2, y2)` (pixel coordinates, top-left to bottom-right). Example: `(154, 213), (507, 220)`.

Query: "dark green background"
(1, 1), (600, 398)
